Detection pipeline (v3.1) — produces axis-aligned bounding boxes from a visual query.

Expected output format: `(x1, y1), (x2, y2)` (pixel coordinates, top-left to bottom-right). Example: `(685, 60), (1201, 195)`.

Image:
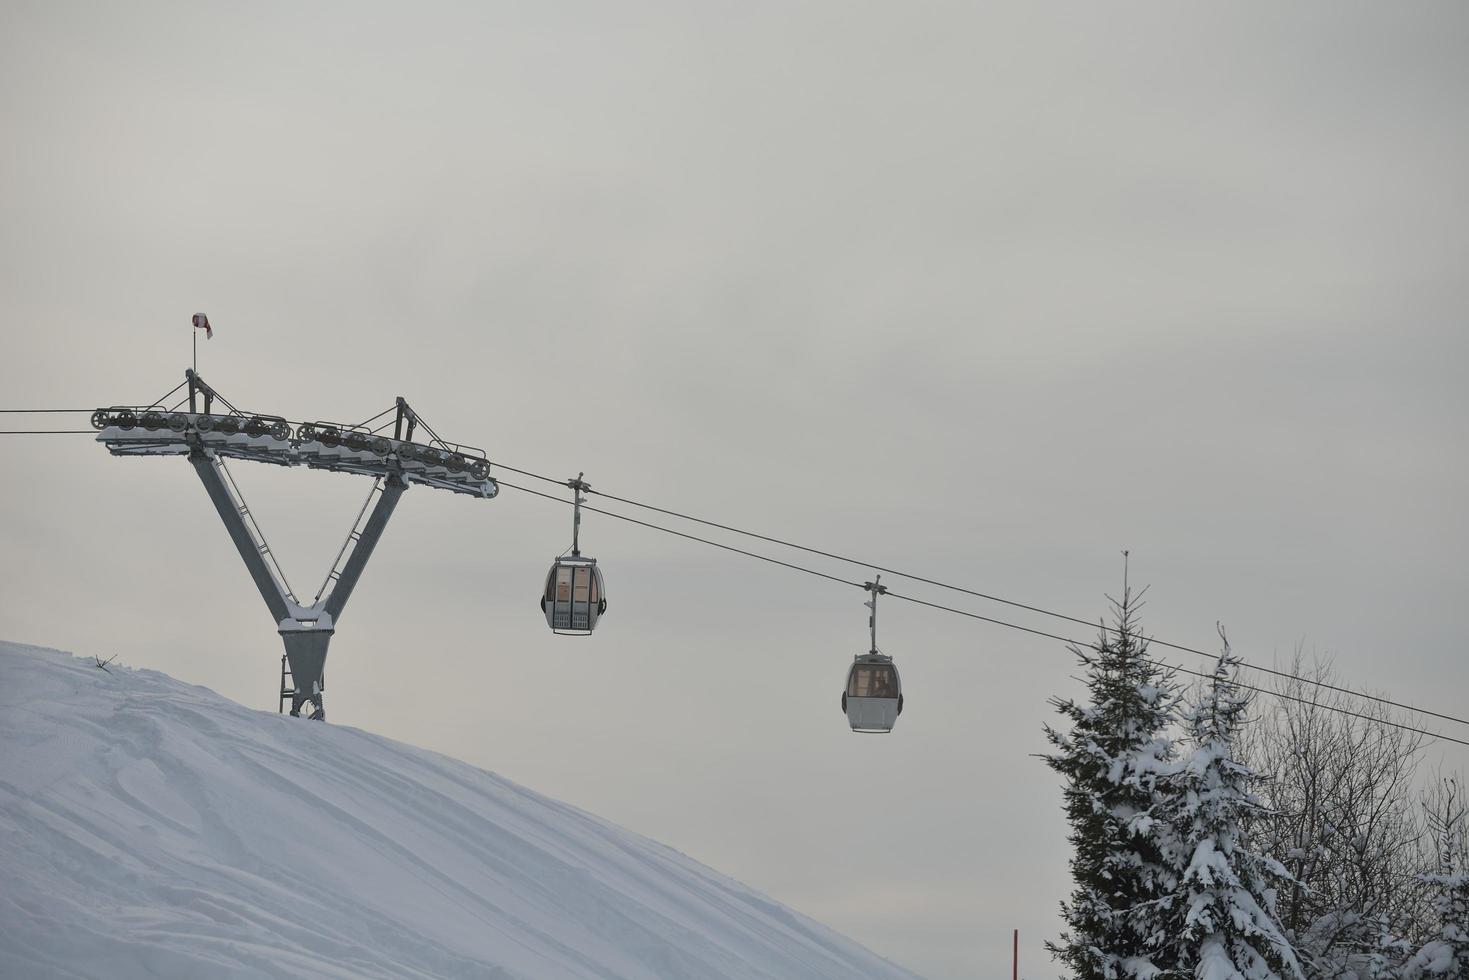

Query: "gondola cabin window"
(546, 565), (599, 604)
(848, 664), (897, 699)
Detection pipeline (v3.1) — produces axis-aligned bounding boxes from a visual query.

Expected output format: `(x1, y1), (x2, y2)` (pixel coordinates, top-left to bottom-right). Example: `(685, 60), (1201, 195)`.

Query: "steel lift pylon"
(94, 369), (497, 720)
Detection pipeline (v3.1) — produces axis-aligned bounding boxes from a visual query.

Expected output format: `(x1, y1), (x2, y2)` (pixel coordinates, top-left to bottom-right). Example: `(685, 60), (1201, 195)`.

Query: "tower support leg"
(281, 628), (333, 720)
(189, 442), (407, 721)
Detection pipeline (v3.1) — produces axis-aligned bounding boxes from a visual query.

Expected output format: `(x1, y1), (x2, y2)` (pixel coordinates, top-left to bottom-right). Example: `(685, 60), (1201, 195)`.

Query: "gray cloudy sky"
(3, 3), (1467, 977)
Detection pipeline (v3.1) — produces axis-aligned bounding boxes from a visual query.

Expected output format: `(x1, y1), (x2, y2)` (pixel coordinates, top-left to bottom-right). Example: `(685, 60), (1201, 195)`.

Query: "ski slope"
(0, 642), (919, 980)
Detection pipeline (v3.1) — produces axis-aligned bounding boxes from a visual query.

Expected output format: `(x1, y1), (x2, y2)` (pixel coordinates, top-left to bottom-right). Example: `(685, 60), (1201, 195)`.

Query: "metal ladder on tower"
(279, 655), (294, 714)
(279, 655), (323, 714)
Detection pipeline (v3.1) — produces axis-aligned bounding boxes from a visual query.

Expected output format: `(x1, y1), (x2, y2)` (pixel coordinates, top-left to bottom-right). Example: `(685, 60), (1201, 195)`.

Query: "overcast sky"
(3, 3), (1467, 978)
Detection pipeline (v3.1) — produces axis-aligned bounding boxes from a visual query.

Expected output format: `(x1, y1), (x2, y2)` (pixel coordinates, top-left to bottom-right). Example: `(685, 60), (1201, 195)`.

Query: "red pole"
(1012, 928), (1018, 980)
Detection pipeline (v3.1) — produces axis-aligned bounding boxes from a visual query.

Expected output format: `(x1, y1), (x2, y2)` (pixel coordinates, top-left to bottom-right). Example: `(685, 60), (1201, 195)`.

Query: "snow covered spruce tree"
(1402, 776), (1468, 980)
(1153, 643), (1303, 980)
(1044, 582), (1183, 979)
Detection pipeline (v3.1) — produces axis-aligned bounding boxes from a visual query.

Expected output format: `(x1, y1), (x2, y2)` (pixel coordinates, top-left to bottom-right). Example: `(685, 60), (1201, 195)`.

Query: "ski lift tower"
(93, 369), (498, 720)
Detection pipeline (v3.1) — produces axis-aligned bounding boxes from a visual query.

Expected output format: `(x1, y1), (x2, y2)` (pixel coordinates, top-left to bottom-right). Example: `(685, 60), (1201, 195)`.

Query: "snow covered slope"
(0, 642), (919, 980)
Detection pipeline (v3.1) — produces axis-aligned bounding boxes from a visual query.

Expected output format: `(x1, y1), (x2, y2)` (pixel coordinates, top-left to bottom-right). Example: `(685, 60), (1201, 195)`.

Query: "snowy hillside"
(0, 642), (919, 980)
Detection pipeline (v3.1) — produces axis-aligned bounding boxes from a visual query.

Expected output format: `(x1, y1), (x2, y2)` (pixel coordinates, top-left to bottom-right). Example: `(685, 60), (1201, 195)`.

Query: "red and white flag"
(192, 312), (213, 339)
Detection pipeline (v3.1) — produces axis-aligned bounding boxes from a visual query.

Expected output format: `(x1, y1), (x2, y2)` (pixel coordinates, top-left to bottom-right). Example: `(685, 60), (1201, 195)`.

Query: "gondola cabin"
(842, 653), (902, 733)
(541, 556), (606, 635)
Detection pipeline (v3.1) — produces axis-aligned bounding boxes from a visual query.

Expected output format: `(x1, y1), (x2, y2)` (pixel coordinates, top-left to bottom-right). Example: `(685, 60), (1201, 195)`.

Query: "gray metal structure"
(540, 473), (608, 635)
(842, 577), (903, 733)
(94, 369), (497, 719)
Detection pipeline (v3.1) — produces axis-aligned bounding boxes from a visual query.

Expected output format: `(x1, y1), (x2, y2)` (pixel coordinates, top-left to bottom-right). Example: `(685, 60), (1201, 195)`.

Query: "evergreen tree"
(1402, 777), (1468, 980)
(1359, 916), (1414, 980)
(1044, 584), (1182, 979)
(1155, 646), (1303, 980)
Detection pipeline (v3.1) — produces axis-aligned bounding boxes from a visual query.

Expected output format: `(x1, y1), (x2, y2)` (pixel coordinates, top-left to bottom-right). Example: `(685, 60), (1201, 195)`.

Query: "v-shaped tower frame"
(94, 370), (498, 720)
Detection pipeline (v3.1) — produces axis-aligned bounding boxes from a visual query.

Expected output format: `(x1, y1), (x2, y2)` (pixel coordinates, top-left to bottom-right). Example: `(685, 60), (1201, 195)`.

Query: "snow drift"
(0, 642), (918, 979)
